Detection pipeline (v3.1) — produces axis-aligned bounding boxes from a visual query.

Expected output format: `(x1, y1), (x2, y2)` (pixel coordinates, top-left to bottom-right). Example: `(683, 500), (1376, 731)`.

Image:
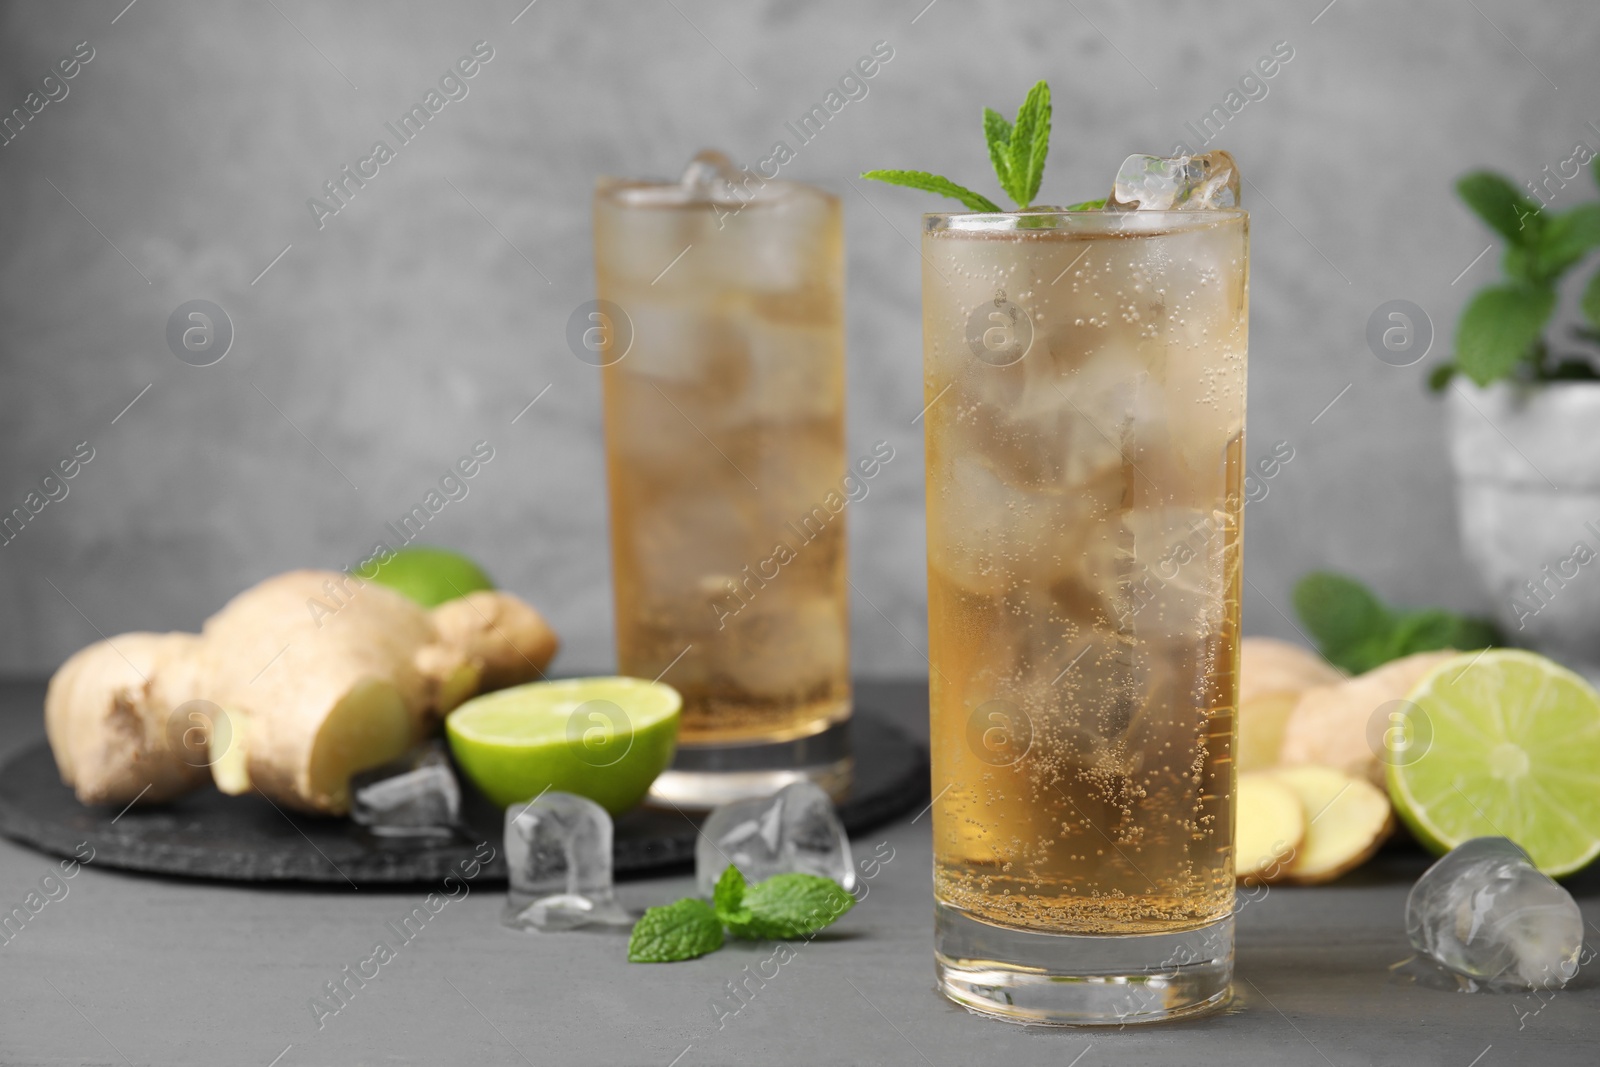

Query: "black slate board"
(0, 708), (927, 886)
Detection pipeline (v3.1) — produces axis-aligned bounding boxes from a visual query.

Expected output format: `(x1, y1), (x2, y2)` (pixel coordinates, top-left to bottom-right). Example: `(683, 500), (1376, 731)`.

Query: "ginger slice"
(1269, 765), (1393, 885)
(1236, 771), (1306, 881)
(1238, 691), (1300, 773)
(1237, 638), (1345, 771)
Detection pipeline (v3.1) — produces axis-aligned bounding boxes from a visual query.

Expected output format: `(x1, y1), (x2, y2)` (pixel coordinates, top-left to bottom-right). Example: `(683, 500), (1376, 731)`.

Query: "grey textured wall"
(0, 0), (1594, 676)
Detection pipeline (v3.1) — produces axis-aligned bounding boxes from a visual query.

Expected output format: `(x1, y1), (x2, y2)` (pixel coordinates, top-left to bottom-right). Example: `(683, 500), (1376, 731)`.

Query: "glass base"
(933, 902), (1233, 1026)
(646, 719), (852, 809)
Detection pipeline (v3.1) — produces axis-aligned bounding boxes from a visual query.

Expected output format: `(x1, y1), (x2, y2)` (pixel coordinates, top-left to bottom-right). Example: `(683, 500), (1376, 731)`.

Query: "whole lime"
(368, 546), (494, 607)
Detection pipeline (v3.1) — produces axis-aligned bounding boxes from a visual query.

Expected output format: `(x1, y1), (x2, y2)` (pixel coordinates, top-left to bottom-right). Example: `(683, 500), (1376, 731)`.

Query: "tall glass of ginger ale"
(593, 151), (852, 807)
(923, 202), (1248, 1024)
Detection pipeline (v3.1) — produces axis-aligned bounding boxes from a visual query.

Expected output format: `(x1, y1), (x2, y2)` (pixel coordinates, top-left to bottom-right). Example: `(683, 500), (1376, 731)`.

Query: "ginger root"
(1278, 650), (1456, 787)
(1238, 637), (1346, 705)
(45, 570), (559, 814)
(45, 633), (211, 805)
(429, 590), (559, 692)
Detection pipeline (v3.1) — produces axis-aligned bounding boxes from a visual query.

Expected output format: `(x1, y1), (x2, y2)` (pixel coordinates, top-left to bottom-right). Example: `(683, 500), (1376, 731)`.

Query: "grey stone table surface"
(0, 678), (1595, 1067)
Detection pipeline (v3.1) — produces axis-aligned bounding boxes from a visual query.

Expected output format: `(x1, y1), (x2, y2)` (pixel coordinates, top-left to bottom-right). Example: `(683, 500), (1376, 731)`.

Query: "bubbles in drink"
(923, 200), (1247, 934)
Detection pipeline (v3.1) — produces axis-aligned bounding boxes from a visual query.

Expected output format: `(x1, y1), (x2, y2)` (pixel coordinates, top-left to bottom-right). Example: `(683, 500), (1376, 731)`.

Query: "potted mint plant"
(1433, 159), (1600, 679)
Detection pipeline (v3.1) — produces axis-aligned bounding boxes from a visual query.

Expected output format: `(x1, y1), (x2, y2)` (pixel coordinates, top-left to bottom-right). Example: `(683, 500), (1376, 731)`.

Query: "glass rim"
(923, 208), (1247, 234)
(595, 174), (834, 209)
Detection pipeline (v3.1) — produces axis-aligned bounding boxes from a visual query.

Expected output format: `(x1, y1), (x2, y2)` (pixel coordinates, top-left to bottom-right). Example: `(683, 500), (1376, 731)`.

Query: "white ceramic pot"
(1447, 381), (1600, 681)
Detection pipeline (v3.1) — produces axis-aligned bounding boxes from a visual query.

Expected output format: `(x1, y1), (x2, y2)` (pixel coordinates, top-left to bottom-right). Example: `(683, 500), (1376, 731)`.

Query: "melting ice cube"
(350, 743), (460, 837)
(1406, 837), (1584, 990)
(695, 781), (854, 897)
(503, 792), (632, 932)
(679, 148), (743, 193)
(1107, 151), (1241, 211)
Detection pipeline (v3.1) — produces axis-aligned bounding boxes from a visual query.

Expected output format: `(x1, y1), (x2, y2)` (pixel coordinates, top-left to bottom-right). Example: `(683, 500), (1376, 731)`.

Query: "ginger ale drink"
(924, 204), (1247, 1023)
(594, 152), (851, 806)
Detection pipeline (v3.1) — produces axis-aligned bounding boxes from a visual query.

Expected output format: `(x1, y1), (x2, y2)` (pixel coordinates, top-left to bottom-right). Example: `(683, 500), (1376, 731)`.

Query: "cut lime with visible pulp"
(445, 677), (680, 815)
(1388, 649), (1600, 877)
(369, 546), (495, 607)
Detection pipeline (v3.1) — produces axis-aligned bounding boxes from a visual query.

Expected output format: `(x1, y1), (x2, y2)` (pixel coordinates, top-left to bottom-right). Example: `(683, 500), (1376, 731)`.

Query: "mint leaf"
(1427, 362), (1457, 392)
(1293, 572), (1392, 672)
(861, 170), (1000, 213)
(1341, 635), (1404, 676)
(1293, 571), (1501, 673)
(712, 865), (751, 926)
(1390, 609), (1463, 658)
(1441, 615), (1502, 652)
(1457, 171), (1543, 247)
(726, 873), (854, 941)
(1532, 203), (1600, 280)
(1390, 609), (1500, 657)
(1542, 356), (1600, 382)
(627, 898), (724, 963)
(1584, 269), (1600, 330)
(1007, 81), (1051, 209)
(1502, 244), (1537, 285)
(1456, 282), (1557, 385)
(1067, 198), (1107, 211)
(983, 108), (1014, 202)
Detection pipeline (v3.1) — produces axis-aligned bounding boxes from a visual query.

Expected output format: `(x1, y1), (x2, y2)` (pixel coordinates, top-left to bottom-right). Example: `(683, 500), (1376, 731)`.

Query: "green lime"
(445, 677), (680, 815)
(369, 546), (494, 607)
(1388, 649), (1600, 877)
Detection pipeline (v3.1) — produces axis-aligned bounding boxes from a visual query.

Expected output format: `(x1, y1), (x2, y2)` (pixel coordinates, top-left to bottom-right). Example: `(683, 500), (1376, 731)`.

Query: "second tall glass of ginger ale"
(593, 152), (852, 807)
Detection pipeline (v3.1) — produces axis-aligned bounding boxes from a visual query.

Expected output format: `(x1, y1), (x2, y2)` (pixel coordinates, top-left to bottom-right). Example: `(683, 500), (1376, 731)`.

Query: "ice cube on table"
(1107, 151), (1240, 210)
(695, 781), (854, 897)
(1405, 837), (1584, 989)
(504, 792), (632, 932)
(349, 743), (459, 838)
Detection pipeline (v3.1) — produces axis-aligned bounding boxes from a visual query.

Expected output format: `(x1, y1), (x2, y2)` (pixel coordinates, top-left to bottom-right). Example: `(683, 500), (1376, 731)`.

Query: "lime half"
(369, 546), (495, 607)
(1388, 649), (1600, 877)
(445, 677), (680, 815)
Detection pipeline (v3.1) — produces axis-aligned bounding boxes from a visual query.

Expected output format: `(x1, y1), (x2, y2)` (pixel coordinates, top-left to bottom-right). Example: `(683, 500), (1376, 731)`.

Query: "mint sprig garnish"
(1000, 81), (1050, 207)
(626, 866), (856, 963)
(1293, 571), (1500, 675)
(856, 170), (999, 213)
(627, 898), (724, 963)
(864, 79), (1087, 213)
(983, 107), (1014, 199)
